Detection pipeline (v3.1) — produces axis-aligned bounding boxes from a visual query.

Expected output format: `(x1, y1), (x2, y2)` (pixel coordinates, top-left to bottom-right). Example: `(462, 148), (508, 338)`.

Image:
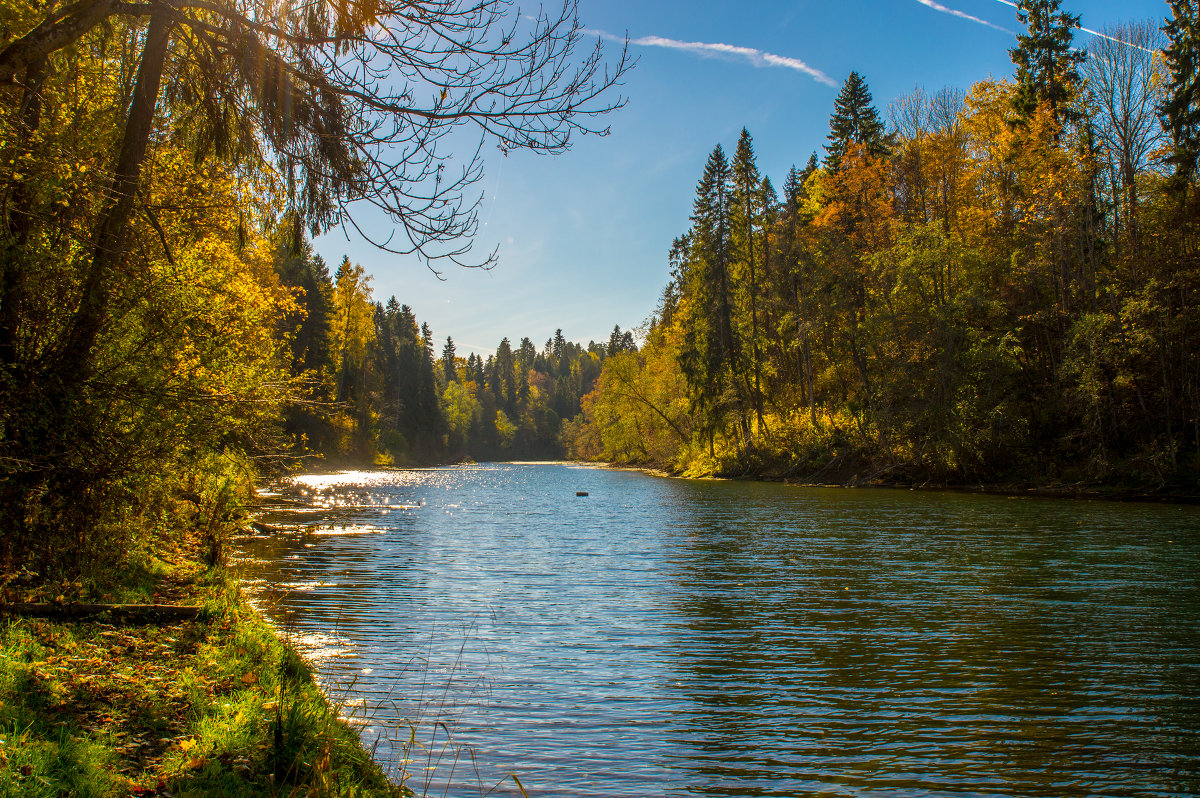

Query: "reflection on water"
(233, 464), (1200, 797)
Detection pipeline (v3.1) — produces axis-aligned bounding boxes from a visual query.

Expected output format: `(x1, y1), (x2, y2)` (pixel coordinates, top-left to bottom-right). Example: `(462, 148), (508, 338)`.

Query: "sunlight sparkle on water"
(237, 463), (1200, 798)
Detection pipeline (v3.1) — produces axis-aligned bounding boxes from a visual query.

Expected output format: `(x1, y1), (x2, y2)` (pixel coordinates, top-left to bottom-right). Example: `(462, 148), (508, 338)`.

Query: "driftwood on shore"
(0, 603), (202, 621)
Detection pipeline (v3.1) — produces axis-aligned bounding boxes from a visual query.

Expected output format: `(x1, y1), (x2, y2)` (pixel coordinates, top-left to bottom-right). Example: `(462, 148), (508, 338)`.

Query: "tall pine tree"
(731, 128), (767, 430)
(442, 336), (458, 383)
(1161, 0), (1200, 186)
(1009, 0), (1085, 124)
(826, 72), (887, 172)
(678, 144), (749, 448)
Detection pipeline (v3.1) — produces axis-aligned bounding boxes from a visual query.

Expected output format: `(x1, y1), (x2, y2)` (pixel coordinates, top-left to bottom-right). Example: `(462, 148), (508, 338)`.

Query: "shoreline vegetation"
(0, 529), (407, 797)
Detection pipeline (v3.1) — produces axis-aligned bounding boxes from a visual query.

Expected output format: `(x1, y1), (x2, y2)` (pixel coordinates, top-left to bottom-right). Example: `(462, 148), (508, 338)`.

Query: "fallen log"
(0, 603), (202, 621)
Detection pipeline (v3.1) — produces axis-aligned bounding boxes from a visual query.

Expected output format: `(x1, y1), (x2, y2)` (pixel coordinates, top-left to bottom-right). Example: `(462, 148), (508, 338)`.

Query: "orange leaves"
(814, 143), (894, 254)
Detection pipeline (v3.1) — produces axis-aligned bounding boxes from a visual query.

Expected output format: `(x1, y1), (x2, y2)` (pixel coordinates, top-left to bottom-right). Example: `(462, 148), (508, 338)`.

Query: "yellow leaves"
(815, 144), (893, 252)
(331, 257), (376, 376)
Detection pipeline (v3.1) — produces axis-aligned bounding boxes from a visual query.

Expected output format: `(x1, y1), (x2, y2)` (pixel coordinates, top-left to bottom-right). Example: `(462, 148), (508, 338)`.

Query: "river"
(233, 462), (1200, 797)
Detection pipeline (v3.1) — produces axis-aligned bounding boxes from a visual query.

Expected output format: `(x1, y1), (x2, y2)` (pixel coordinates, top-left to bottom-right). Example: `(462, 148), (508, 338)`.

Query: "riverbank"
(0, 549), (405, 797)
(592, 458), (1200, 504)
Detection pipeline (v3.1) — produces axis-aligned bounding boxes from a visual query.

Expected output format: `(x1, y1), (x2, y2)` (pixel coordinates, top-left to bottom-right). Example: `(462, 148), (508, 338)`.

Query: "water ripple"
(235, 464), (1200, 798)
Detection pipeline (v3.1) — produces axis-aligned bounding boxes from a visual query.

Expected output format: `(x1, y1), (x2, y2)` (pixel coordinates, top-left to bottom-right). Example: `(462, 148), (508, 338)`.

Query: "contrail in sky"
(984, 0), (1156, 53)
(588, 28), (837, 87)
(916, 0), (1012, 33)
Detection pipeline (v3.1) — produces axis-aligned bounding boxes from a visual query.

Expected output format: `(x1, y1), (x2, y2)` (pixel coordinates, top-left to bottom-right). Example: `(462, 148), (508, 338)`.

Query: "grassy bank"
(0, 548), (405, 797)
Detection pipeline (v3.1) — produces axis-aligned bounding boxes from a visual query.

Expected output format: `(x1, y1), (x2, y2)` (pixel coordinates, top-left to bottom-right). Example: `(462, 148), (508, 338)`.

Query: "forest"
(568, 2), (1200, 493)
(2, 0), (1200, 576)
(271, 239), (635, 466)
(0, 0), (632, 573)
(271, 0), (1200, 498)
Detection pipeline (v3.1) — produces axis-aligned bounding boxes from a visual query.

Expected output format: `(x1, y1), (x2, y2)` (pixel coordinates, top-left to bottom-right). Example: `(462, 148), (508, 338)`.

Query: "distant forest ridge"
(273, 247), (635, 465)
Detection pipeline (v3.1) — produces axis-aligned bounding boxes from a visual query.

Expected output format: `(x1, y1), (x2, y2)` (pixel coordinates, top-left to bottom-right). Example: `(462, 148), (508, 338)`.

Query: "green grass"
(0, 567), (408, 797)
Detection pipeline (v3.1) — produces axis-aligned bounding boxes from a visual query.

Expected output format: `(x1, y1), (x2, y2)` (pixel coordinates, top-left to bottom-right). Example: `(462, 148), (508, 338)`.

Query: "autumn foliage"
(570, 61), (1200, 491)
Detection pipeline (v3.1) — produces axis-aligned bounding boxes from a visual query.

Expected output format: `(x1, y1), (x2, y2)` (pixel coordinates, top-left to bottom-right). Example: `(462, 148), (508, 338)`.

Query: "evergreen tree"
(514, 339), (532, 404)
(274, 242), (334, 377)
(678, 144), (745, 446)
(375, 298), (403, 431)
(272, 240), (337, 452)
(472, 353), (486, 386)
(517, 338), (537, 370)
(826, 72), (887, 172)
(608, 325), (626, 356)
(783, 166), (804, 211)
(731, 128), (767, 429)
(1161, 0), (1200, 185)
(495, 338), (517, 411)
(803, 152), (819, 181)
(659, 233), (689, 328)
(1009, 0), (1085, 123)
(415, 319), (444, 449)
(442, 336), (458, 382)
(780, 158), (819, 424)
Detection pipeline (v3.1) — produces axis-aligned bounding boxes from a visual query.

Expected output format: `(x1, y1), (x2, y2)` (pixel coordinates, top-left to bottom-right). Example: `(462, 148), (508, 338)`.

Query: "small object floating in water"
(576, 491), (589, 497)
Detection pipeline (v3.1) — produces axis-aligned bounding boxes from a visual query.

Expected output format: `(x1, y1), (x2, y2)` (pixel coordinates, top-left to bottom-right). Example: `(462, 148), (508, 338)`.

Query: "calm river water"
(234, 463), (1200, 797)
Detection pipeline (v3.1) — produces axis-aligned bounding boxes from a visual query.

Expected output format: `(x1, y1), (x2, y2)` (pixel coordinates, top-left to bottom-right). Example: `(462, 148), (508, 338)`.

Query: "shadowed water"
(233, 463), (1200, 797)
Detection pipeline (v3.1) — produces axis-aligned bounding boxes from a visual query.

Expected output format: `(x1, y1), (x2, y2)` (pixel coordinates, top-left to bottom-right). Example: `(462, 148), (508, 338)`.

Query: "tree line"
(274, 238), (632, 465)
(0, 0), (629, 573)
(568, 0), (1200, 492)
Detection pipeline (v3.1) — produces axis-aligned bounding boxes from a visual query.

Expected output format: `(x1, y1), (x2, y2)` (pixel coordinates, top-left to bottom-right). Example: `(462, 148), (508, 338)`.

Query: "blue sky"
(314, 0), (1169, 356)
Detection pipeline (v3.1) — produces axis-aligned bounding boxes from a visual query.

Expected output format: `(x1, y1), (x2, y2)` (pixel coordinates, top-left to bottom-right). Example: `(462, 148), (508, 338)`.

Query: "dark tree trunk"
(0, 0), (122, 84)
(0, 56), (47, 367)
(55, 10), (172, 381)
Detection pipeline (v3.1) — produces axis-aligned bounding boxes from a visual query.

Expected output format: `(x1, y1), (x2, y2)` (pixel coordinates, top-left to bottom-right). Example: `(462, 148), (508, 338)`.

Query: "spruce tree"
(690, 144), (736, 394)
(495, 337), (517, 411)
(678, 143), (749, 443)
(416, 320), (444, 447)
(274, 242), (334, 377)
(608, 324), (625, 357)
(826, 72), (887, 172)
(1009, 0), (1085, 123)
(1161, 0), (1200, 185)
(442, 336), (457, 382)
(784, 165), (804, 210)
(731, 128), (767, 429)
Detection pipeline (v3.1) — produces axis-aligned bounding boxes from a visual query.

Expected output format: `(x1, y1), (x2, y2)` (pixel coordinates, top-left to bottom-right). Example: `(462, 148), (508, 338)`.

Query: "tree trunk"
(0, 0), (122, 84)
(0, 57), (47, 367)
(54, 10), (172, 381)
